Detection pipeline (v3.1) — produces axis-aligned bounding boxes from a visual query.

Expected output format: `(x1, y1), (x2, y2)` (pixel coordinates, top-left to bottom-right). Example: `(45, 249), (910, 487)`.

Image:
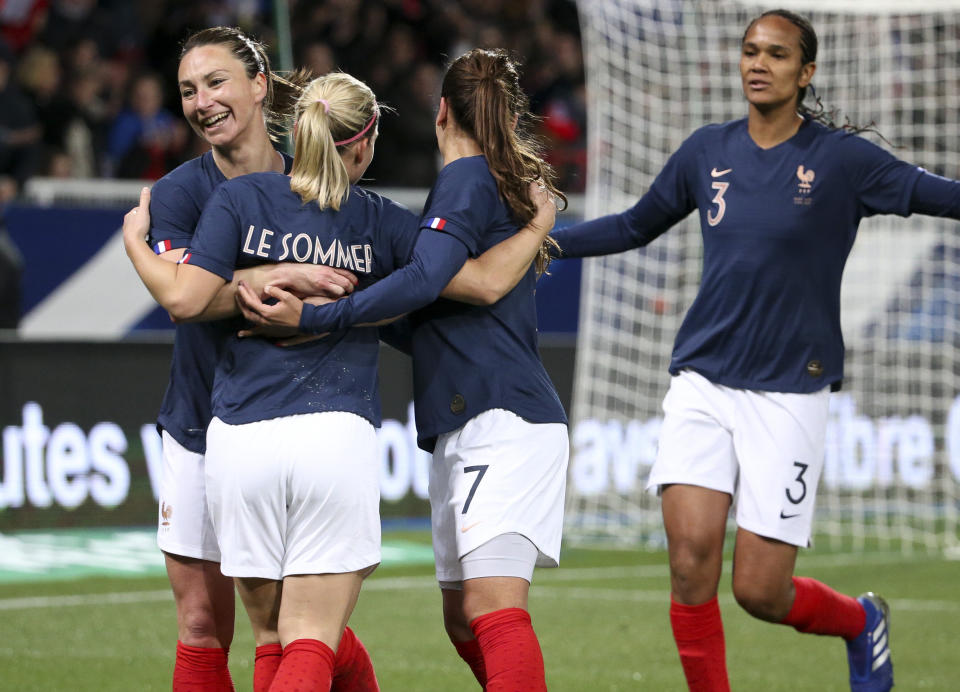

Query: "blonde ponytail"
(289, 73), (379, 210)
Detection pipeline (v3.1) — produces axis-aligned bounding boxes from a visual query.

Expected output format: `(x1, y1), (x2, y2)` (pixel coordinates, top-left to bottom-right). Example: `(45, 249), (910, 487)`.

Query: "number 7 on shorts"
(462, 465), (488, 514)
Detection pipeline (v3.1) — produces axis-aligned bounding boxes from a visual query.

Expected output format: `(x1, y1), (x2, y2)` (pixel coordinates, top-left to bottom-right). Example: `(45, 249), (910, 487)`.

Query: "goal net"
(567, 0), (960, 555)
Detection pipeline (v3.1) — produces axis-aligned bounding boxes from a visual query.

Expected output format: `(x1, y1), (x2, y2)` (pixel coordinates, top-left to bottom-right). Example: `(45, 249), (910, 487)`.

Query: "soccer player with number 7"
(237, 48), (570, 691)
(548, 8), (960, 692)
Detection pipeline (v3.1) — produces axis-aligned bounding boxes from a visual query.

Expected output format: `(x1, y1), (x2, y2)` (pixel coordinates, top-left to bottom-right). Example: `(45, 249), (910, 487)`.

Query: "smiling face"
(740, 14), (815, 114)
(178, 44), (266, 150)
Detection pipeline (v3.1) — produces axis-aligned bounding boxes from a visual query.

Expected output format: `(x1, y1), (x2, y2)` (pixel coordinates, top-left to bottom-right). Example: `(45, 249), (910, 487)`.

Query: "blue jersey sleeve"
(148, 175), (200, 252)
(550, 136), (696, 258)
(299, 230), (469, 334)
(550, 193), (680, 258)
(419, 162), (499, 255)
(181, 185), (242, 281)
(839, 134), (924, 217)
(647, 133), (699, 218)
(908, 168), (960, 219)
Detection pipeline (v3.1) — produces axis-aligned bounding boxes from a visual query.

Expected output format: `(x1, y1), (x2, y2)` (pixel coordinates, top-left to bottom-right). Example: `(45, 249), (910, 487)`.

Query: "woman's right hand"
(238, 294), (335, 344)
(266, 264), (358, 299)
(122, 186), (152, 255)
(528, 180), (557, 238)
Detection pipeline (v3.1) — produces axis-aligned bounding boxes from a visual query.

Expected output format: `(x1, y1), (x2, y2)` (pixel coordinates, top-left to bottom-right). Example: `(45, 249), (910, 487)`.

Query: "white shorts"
(157, 430), (220, 562)
(430, 408), (569, 584)
(647, 370), (830, 547)
(205, 412), (381, 580)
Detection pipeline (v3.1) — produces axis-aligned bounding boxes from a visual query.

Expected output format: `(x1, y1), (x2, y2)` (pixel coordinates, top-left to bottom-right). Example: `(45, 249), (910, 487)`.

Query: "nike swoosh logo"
(461, 521), (483, 533)
(711, 168), (732, 177)
(779, 511), (800, 519)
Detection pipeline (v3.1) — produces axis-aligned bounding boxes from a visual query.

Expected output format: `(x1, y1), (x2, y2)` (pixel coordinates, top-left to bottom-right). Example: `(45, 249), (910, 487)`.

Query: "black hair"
(744, 9), (886, 139)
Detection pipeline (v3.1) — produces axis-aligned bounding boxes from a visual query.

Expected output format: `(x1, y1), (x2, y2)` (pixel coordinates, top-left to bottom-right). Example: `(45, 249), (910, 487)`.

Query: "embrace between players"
(124, 8), (960, 691)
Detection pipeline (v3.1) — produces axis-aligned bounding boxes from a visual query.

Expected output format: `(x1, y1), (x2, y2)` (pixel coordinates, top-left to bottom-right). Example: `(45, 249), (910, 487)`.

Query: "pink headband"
(335, 106), (378, 147)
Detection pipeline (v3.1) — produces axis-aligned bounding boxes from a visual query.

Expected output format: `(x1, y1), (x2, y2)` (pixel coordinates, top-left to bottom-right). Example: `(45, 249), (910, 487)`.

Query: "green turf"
(0, 530), (956, 691)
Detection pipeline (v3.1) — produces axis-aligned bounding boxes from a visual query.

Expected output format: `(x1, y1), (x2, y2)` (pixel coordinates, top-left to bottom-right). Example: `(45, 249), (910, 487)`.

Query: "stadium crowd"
(0, 0), (586, 205)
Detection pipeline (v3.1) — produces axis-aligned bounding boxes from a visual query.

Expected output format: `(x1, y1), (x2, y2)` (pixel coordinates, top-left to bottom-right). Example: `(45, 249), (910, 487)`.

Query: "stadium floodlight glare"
(567, 0), (960, 555)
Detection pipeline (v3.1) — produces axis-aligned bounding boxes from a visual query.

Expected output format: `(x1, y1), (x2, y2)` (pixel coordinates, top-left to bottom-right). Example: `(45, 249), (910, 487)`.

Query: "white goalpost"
(566, 0), (960, 555)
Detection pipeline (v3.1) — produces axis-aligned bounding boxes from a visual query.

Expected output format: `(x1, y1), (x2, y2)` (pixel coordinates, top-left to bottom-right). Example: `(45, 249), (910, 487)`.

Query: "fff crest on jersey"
(793, 165), (815, 206)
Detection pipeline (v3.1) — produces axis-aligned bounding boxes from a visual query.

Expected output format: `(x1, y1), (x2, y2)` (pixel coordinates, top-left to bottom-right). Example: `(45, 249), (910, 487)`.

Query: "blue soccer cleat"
(846, 592), (893, 691)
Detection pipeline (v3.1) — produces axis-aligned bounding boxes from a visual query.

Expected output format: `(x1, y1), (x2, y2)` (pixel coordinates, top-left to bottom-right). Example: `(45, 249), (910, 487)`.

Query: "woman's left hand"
(122, 186), (152, 254)
(236, 280), (304, 331)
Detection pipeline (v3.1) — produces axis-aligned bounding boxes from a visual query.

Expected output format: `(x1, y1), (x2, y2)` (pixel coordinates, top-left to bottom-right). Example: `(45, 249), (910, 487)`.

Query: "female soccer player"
(146, 28), (554, 691)
(520, 9), (960, 692)
(237, 48), (570, 691)
(145, 27), (363, 691)
(127, 64), (559, 690)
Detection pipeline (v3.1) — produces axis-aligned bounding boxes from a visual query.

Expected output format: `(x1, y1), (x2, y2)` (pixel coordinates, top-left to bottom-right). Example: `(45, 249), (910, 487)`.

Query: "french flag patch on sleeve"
(153, 239), (172, 254)
(427, 217), (447, 230)
(178, 252), (192, 264)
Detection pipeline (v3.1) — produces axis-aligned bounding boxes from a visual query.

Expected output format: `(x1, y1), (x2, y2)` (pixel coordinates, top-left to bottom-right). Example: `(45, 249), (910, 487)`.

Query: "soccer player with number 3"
(548, 9), (960, 692)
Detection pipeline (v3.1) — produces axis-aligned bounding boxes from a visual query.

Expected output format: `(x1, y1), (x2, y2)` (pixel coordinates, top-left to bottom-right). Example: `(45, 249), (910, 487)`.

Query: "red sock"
(254, 643), (283, 692)
(269, 639), (335, 692)
(780, 576), (866, 640)
(669, 596), (730, 692)
(331, 626), (379, 691)
(173, 641), (235, 691)
(453, 638), (487, 688)
(470, 607), (546, 692)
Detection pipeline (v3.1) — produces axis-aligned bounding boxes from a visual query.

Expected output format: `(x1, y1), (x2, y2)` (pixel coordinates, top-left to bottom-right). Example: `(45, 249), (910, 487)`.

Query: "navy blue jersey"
(554, 118), (926, 393)
(410, 156), (567, 450)
(182, 172), (419, 426)
(147, 151), (293, 453)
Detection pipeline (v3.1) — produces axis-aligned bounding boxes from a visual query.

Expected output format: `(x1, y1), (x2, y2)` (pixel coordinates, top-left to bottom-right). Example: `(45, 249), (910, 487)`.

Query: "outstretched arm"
(442, 181), (558, 305)
(909, 169), (960, 218)
(123, 187), (225, 320)
(237, 230), (470, 334)
(549, 191), (678, 259)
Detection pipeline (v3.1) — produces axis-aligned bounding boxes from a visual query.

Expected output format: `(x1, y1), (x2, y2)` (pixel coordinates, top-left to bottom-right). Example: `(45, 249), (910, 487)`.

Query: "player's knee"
(668, 537), (717, 583)
(731, 580), (788, 622)
(176, 600), (225, 645)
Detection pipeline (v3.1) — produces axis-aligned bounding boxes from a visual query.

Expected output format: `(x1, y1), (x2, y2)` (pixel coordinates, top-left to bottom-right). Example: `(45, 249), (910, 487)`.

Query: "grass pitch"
(0, 529), (956, 691)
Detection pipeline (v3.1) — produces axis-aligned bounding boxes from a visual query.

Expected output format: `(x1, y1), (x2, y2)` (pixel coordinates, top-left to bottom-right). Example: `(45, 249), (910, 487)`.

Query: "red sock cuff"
(175, 641), (229, 669)
(670, 596), (724, 641)
(470, 607), (531, 638)
(255, 643), (283, 660)
(283, 638), (336, 660)
(781, 577), (866, 640)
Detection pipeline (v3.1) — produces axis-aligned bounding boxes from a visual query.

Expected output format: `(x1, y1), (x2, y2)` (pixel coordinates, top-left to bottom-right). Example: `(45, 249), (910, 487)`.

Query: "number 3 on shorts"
(785, 460), (809, 504)
(462, 464), (489, 514)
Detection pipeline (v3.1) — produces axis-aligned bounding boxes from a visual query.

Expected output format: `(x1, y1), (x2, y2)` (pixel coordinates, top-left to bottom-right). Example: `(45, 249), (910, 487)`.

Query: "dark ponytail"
(441, 48), (566, 275)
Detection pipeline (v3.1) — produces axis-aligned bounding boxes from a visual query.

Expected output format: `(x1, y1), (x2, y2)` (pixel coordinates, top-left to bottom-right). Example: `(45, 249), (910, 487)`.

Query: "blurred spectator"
(298, 39), (335, 77)
(60, 69), (111, 177)
(0, 39), (42, 195)
(529, 30), (587, 191)
(0, 0), (49, 55)
(3, 0), (586, 190)
(366, 62), (442, 187)
(107, 72), (187, 179)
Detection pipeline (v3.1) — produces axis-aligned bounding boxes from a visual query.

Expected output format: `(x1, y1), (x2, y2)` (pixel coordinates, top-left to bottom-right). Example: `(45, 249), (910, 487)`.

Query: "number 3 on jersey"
(708, 181), (729, 226)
